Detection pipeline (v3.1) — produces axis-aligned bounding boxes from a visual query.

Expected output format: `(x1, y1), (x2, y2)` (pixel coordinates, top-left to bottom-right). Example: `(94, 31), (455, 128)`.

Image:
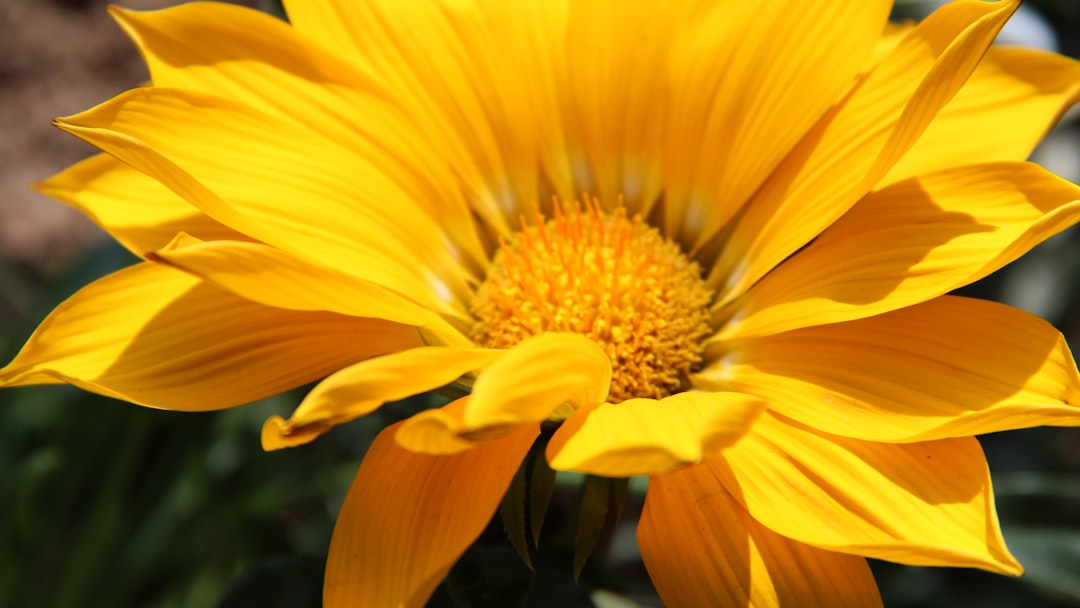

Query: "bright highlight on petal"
(546, 391), (765, 477)
(325, 419), (537, 608)
(34, 153), (246, 257)
(462, 333), (611, 438)
(702, 296), (1080, 442)
(719, 162), (1080, 340)
(710, 0), (1020, 302)
(715, 412), (1021, 575)
(151, 235), (470, 346)
(0, 263), (422, 410)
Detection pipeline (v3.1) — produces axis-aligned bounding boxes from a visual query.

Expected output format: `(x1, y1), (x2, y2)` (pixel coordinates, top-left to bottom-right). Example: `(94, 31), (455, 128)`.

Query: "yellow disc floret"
(470, 202), (715, 402)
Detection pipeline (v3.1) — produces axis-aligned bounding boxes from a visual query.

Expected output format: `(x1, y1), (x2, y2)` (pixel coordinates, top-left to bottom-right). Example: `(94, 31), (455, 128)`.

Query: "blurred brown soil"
(0, 0), (253, 277)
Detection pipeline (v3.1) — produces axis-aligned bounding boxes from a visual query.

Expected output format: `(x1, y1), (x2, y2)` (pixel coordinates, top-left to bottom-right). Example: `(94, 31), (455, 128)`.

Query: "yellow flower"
(5, 0), (1080, 605)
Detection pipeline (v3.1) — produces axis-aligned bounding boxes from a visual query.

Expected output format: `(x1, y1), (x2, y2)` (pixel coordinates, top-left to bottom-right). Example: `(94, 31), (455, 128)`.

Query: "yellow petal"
(394, 396), (484, 456)
(714, 412), (1021, 575)
(710, 0), (1018, 304)
(395, 333), (611, 454)
(639, 464), (882, 607)
(563, 0), (692, 212)
(35, 154), (246, 257)
(0, 262), (422, 410)
(283, 0), (566, 235)
(151, 236), (470, 347)
(717, 162), (1080, 341)
(262, 347), (500, 451)
(700, 296), (1080, 442)
(325, 418), (537, 608)
(110, 3), (487, 264)
(545, 391), (765, 477)
(663, 0), (890, 246)
(463, 333), (611, 437)
(881, 47), (1080, 187)
(54, 86), (473, 322)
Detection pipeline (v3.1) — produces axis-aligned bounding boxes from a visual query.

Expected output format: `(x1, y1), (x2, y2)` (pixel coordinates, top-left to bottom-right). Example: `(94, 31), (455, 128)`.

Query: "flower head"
(6, 0), (1080, 605)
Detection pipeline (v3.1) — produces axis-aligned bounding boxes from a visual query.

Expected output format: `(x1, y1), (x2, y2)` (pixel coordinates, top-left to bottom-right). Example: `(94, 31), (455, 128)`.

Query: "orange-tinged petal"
(110, 3), (487, 264)
(700, 296), (1080, 443)
(35, 154), (245, 257)
(713, 412), (1021, 574)
(881, 47), (1080, 187)
(54, 87), (474, 322)
(663, 0), (890, 246)
(325, 419), (537, 608)
(710, 0), (1018, 303)
(545, 391), (765, 477)
(639, 464), (881, 607)
(395, 333), (611, 454)
(717, 162), (1080, 341)
(262, 347), (501, 451)
(0, 262), (422, 410)
(151, 236), (470, 346)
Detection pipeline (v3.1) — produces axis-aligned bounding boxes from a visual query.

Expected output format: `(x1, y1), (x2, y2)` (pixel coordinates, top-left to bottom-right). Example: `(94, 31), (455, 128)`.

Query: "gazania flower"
(6, 0), (1080, 604)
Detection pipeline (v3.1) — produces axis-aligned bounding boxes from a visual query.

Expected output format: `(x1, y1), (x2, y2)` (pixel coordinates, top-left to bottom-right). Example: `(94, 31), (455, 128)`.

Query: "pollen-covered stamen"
(470, 202), (715, 402)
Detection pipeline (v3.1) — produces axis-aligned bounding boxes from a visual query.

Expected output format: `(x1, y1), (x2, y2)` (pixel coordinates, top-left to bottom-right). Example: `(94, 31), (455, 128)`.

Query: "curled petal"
(546, 391), (765, 477)
(263, 347), (501, 451)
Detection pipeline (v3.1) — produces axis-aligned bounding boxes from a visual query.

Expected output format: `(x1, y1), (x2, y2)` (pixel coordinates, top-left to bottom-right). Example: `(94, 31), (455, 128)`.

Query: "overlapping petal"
(881, 46), (1080, 187)
(111, 2), (488, 264)
(0, 263), (422, 410)
(717, 162), (1080, 341)
(35, 153), (245, 256)
(151, 235), (470, 346)
(700, 296), (1080, 442)
(325, 419), (537, 608)
(639, 463), (881, 607)
(709, 0), (1018, 302)
(396, 333), (610, 454)
(663, 0), (890, 246)
(54, 87), (475, 322)
(545, 391), (765, 477)
(284, 0), (568, 235)
(713, 412), (1020, 574)
(263, 346), (501, 451)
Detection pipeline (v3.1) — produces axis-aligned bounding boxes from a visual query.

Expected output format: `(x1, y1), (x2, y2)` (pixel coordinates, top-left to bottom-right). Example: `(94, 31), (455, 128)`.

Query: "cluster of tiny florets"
(470, 204), (714, 402)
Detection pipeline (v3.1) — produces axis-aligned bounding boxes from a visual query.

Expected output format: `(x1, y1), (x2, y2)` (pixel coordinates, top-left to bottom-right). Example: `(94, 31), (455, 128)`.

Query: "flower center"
(470, 203), (715, 402)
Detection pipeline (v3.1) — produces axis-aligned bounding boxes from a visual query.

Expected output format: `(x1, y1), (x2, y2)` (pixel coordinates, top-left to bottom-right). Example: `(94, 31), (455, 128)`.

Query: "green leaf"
(529, 450), (558, 547)
(499, 460), (533, 569)
(573, 475), (611, 580)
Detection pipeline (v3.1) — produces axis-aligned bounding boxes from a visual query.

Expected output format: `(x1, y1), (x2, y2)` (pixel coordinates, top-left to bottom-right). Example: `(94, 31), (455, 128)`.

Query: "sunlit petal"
(546, 391), (764, 477)
(0, 263), (421, 410)
(700, 296), (1080, 442)
(714, 412), (1021, 575)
